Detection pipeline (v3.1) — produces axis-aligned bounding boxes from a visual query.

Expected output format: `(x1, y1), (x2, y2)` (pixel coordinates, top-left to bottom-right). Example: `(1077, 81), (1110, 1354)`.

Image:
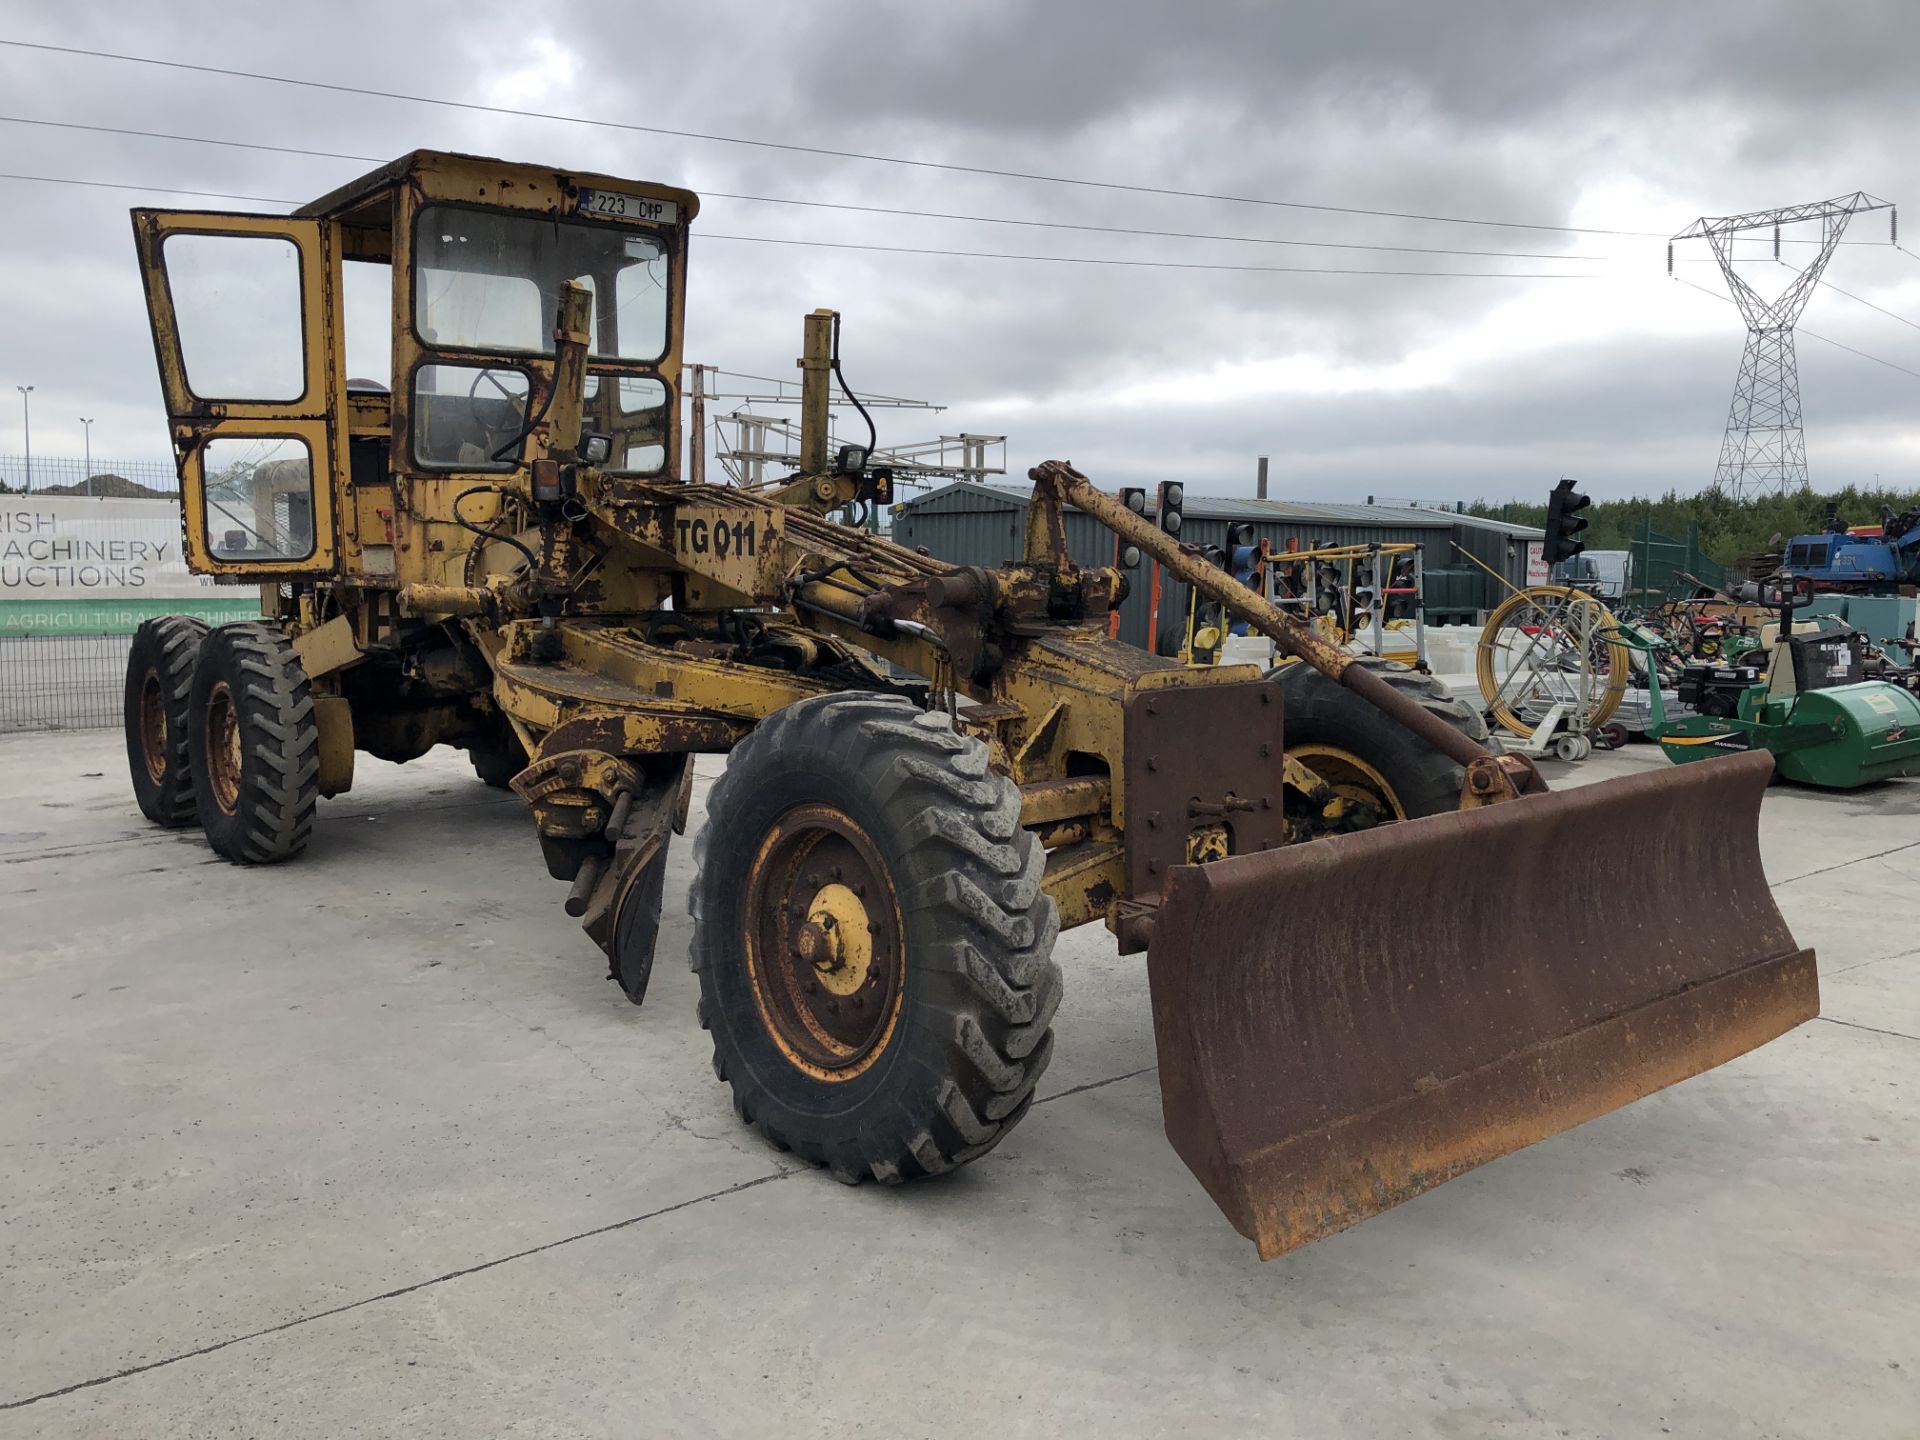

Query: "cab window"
(163, 232), (306, 402)
(583, 374), (668, 475)
(415, 205), (669, 361)
(201, 435), (317, 561)
(412, 364), (531, 471)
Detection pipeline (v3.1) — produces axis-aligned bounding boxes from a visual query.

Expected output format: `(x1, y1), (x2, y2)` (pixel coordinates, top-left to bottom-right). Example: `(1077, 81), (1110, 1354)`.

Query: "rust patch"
(1122, 679), (1287, 915)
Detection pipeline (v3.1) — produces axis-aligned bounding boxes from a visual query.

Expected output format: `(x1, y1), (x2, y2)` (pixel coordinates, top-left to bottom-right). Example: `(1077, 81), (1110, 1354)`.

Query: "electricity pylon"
(1671, 193), (1895, 500)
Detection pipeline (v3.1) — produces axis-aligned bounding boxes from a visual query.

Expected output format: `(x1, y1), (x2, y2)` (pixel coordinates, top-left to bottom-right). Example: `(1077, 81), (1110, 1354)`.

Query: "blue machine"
(1777, 504), (1920, 595)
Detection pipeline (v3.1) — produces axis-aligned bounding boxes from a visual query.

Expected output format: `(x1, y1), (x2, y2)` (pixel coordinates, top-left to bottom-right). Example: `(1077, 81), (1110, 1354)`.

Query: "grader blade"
(1145, 749), (1817, 1260)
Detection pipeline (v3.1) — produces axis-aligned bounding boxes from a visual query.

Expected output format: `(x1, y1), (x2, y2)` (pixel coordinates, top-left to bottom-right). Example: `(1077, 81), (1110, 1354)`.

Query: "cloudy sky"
(3, 0), (1918, 504)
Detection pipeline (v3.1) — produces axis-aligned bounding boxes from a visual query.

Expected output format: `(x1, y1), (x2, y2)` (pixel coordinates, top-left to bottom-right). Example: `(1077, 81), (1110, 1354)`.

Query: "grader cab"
(122, 150), (1817, 1258)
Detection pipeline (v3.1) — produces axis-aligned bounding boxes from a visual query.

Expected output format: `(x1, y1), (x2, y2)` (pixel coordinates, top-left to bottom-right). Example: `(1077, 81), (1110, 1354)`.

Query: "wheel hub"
(744, 806), (905, 1081)
(796, 882), (874, 997)
(1290, 744), (1404, 835)
(138, 668), (168, 785)
(204, 680), (243, 816)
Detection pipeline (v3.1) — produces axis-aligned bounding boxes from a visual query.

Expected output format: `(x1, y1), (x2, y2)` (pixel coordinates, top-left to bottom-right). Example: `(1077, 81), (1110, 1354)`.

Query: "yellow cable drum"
(1476, 585), (1630, 737)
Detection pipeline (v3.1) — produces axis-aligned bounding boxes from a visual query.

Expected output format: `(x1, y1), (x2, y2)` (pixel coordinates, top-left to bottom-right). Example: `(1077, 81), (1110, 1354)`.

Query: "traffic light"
(1156, 481), (1184, 537)
(1543, 477), (1590, 565)
(1119, 486), (1148, 518)
(1224, 522), (1259, 587)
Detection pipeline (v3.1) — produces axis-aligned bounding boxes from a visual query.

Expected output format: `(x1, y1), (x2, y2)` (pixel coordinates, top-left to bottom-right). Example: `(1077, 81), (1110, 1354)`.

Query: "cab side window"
(163, 233), (307, 402)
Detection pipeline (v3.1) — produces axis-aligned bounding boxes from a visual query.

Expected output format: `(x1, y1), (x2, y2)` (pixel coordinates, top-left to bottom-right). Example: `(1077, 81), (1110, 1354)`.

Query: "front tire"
(188, 624), (320, 864)
(690, 692), (1061, 1184)
(1271, 658), (1494, 824)
(124, 615), (209, 828)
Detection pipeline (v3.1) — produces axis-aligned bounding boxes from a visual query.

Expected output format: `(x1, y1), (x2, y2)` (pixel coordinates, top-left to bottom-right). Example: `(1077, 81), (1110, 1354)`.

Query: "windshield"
(414, 204), (669, 361)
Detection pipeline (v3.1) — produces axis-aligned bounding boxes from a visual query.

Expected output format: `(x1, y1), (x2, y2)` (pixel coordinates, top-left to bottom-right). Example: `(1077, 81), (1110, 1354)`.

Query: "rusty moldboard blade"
(1145, 749), (1818, 1260)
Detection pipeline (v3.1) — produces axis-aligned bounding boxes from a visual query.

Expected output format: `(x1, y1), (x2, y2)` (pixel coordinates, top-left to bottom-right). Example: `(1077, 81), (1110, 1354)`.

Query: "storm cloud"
(2, 0), (1916, 503)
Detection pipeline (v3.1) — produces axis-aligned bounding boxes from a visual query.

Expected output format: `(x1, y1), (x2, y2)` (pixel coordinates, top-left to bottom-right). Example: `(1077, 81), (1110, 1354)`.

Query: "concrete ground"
(1, 729), (1915, 1439)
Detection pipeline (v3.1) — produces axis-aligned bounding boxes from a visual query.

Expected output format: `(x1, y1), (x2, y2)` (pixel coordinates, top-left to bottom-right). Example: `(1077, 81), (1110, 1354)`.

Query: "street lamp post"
(79, 417), (95, 496)
(15, 385), (31, 490)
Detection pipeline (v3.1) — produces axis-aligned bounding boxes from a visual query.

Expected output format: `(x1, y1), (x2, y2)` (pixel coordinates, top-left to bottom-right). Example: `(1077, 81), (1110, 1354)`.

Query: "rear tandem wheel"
(688, 692), (1062, 1185)
(187, 623), (321, 864)
(124, 615), (210, 828)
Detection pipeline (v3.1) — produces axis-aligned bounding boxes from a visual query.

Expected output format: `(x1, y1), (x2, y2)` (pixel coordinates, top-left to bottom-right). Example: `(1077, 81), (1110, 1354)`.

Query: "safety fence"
(0, 455), (179, 497)
(1, 474), (256, 733)
(1627, 522), (1729, 605)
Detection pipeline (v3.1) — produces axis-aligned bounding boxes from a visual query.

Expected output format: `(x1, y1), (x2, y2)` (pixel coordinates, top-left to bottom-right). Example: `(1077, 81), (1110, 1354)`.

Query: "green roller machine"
(1641, 596), (1920, 789)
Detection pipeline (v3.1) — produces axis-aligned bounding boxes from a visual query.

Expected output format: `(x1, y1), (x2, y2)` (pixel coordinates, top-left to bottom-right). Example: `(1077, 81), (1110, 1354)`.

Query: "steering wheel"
(466, 368), (527, 458)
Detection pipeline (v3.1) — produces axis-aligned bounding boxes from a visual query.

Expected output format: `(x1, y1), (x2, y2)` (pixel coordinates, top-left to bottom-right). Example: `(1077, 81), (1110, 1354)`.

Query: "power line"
(698, 231), (1604, 277)
(0, 38), (1668, 239)
(1673, 275), (1920, 379)
(0, 171), (1607, 277)
(0, 113), (1607, 263)
(1816, 279), (1920, 335)
(1796, 325), (1920, 379)
(0, 171), (287, 205)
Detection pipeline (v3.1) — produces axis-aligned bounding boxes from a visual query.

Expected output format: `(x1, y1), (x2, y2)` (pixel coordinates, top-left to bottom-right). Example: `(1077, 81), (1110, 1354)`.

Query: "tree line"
(1465, 482), (1920, 567)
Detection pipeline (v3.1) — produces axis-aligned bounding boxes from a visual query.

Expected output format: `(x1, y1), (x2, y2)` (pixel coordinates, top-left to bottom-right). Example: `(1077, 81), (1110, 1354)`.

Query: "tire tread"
(691, 693), (1061, 1184)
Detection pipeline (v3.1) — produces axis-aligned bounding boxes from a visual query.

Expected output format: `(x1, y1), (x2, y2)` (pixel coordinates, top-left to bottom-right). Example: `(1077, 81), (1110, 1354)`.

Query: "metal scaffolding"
(686, 364), (1004, 488)
(1671, 192), (1895, 500)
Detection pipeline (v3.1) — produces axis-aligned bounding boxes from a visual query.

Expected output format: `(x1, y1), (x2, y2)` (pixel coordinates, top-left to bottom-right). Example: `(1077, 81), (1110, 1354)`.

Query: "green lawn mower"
(1637, 598), (1920, 789)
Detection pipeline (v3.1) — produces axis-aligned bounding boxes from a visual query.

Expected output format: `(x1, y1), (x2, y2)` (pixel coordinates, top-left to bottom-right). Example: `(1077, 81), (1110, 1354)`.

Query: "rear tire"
(469, 725), (528, 790)
(690, 692), (1061, 1184)
(1270, 657), (1493, 821)
(188, 624), (320, 864)
(124, 615), (209, 828)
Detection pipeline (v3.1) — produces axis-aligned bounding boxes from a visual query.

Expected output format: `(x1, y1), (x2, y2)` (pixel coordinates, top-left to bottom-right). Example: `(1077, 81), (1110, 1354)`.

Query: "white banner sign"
(1, 496), (256, 635)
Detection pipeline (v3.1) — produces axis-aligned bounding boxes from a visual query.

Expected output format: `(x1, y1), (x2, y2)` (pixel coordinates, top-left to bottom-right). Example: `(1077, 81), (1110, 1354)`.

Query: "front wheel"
(1271, 658), (1494, 830)
(689, 692), (1061, 1184)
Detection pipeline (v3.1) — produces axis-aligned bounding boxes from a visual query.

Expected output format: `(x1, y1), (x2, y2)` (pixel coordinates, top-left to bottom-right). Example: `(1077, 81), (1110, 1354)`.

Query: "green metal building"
(891, 482), (1541, 654)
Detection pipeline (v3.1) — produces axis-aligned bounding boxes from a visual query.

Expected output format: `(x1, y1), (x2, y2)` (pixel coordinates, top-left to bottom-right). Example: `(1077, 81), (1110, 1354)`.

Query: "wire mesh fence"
(0, 455), (179, 496)
(1627, 522), (1731, 604)
(1, 461), (230, 734)
(0, 633), (132, 731)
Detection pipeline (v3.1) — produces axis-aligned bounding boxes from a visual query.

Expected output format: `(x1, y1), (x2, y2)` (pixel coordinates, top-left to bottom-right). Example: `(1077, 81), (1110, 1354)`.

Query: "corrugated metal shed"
(892, 482), (1541, 650)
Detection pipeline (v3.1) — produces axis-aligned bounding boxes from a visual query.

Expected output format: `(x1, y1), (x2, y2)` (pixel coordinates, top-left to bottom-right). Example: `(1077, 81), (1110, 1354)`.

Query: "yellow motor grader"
(122, 151), (1817, 1259)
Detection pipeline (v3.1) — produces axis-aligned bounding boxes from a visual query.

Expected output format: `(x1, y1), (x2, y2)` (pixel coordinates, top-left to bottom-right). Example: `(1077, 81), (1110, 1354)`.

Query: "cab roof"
(292, 149), (700, 260)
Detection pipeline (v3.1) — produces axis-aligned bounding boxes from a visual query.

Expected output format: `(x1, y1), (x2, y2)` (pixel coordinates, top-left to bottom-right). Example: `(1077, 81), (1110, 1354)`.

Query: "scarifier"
(123, 150), (1819, 1258)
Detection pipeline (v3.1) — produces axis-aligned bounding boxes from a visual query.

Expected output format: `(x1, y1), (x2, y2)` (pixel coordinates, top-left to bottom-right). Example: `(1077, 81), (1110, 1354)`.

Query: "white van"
(1550, 549), (1630, 601)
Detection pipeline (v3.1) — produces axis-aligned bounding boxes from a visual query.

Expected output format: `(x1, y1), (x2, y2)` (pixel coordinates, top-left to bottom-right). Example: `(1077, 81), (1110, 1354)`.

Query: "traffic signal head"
(1543, 477), (1591, 565)
(1223, 523), (1259, 583)
(1119, 486), (1148, 517)
(1156, 481), (1184, 537)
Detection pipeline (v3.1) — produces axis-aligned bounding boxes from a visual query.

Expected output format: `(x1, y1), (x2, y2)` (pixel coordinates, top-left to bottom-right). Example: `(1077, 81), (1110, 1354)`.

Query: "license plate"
(578, 188), (677, 224)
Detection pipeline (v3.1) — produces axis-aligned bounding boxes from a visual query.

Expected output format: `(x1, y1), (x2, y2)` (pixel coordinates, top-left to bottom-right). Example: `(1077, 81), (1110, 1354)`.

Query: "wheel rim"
(743, 804), (906, 1082)
(138, 668), (168, 785)
(1291, 744), (1407, 827)
(204, 681), (243, 816)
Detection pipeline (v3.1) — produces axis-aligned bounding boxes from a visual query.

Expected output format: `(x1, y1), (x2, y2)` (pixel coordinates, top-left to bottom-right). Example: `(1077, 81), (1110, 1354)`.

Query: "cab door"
(130, 211), (343, 576)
